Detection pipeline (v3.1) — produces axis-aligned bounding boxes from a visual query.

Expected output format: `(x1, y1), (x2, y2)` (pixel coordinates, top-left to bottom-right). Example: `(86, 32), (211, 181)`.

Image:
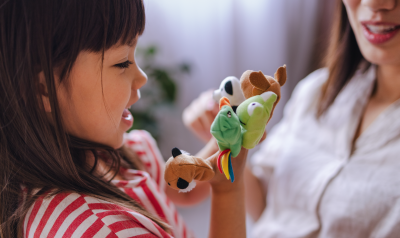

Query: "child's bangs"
(51, 0), (145, 77)
(102, 0), (145, 49)
(72, 0), (146, 53)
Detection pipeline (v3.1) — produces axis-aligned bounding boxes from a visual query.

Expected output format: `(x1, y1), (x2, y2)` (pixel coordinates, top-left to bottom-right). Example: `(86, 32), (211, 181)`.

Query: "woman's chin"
(359, 40), (400, 66)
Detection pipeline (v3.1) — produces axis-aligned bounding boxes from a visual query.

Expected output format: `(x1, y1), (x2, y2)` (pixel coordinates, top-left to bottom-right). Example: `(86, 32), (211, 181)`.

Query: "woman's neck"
(374, 64), (400, 103)
(352, 64), (400, 144)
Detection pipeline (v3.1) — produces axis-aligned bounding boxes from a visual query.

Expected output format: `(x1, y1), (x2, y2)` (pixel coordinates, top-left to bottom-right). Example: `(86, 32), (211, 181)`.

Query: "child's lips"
(122, 108), (133, 127)
(122, 108), (131, 118)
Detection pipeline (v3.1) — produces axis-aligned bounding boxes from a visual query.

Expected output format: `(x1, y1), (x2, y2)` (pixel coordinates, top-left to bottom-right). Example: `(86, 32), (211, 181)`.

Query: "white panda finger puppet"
(213, 76), (246, 113)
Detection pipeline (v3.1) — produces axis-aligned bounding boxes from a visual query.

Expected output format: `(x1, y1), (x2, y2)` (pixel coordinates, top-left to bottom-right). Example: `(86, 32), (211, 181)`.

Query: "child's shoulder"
(124, 130), (157, 148)
(23, 191), (165, 238)
(123, 130), (165, 187)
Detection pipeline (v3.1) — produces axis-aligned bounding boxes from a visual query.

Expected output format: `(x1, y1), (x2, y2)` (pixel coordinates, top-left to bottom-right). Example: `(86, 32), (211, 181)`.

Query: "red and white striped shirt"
(23, 130), (194, 238)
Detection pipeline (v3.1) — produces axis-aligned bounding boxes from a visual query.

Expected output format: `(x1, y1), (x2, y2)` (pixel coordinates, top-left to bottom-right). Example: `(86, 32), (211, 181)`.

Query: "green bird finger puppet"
(210, 97), (243, 157)
(210, 97), (242, 182)
(237, 91), (277, 149)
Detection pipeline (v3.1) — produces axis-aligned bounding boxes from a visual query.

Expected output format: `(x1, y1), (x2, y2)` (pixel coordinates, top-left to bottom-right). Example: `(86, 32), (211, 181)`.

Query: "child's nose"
(133, 64), (147, 90)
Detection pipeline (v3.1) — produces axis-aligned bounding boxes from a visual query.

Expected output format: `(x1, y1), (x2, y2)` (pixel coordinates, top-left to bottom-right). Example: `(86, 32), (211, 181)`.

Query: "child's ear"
(37, 71), (51, 113)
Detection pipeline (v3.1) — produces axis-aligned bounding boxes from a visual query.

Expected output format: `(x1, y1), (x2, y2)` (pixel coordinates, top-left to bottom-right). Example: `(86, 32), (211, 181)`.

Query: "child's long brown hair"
(0, 0), (168, 237)
(318, 0), (370, 116)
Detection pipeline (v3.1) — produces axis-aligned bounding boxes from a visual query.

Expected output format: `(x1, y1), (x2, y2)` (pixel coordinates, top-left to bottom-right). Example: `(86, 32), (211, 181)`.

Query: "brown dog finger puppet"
(164, 147), (214, 192)
(240, 65), (286, 122)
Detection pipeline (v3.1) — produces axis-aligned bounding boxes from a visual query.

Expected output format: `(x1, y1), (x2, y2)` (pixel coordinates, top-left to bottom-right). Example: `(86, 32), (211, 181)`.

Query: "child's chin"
(113, 138), (124, 150)
(106, 132), (124, 149)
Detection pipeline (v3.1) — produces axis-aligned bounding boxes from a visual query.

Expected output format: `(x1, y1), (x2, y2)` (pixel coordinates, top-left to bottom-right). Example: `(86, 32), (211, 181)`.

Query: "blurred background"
(133, 0), (335, 237)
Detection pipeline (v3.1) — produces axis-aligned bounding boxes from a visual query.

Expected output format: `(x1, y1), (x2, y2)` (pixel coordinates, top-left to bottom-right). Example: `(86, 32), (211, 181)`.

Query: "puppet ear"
(172, 147), (182, 158)
(274, 65), (287, 86)
(219, 97), (231, 110)
(249, 71), (271, 91)
(193, 157), (215, 181)
(260, 91), (277, 102)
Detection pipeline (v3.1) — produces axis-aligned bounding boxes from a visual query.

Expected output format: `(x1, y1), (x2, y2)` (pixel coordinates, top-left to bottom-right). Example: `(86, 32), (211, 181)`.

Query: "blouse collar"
(322, 64), (400, 156)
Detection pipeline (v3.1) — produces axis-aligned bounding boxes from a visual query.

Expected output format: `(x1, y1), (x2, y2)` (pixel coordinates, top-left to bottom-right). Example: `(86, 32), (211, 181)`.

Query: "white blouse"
(251, 65), (400, 238)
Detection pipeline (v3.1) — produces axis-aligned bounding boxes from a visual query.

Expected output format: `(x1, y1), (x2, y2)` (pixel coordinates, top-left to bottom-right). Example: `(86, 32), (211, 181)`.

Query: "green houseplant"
(128, 45), (190, 140)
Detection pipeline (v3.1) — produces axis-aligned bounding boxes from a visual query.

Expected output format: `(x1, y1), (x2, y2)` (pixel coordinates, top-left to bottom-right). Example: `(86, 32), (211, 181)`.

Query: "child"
(0, 0), (247, 237)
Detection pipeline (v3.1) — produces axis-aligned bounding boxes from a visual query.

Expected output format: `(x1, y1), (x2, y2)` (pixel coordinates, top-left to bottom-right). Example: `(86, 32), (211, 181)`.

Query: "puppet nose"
(213, 90), (221, 102)
(177, 178), (189, 189)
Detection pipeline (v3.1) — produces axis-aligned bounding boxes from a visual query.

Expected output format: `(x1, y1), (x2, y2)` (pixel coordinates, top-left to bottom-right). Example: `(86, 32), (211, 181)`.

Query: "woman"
(185, 0), (400, 237)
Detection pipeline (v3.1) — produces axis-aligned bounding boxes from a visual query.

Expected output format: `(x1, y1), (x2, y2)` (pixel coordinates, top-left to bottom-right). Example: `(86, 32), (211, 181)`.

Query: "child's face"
(56, 40), (146, 149)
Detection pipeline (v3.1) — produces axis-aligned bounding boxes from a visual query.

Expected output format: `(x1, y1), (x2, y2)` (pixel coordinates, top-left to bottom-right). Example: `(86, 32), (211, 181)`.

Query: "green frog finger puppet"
(237, 91), (277, 149)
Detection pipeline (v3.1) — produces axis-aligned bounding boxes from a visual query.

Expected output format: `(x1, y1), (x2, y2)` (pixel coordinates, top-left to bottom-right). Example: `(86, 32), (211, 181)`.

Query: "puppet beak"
(219, 97), (231, 110)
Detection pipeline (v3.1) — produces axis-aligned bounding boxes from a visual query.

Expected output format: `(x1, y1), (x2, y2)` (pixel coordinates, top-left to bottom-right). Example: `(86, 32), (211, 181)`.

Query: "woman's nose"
(361, 0), (396, 12)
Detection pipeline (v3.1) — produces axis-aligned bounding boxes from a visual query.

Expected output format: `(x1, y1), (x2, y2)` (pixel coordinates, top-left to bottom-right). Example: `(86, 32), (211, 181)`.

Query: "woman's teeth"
(365, 24), (400, 34)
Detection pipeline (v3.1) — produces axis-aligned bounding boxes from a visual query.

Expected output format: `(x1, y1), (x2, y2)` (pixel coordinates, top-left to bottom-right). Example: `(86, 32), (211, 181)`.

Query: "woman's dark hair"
(0, 0), (168, 236)
(318, 0), (371, 116)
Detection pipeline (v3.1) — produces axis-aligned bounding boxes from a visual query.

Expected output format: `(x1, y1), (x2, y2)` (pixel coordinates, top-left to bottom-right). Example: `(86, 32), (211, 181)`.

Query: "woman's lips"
(122, 108), (133, 128)
(362, 22), (400, 45)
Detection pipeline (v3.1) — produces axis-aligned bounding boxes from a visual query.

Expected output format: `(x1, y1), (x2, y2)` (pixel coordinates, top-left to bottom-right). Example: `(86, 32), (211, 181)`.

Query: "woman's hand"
(182, 90), (219, 143)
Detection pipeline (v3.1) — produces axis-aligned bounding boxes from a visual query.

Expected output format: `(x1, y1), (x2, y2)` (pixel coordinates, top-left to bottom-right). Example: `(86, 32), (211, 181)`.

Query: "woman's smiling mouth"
(361, 21), (400, 44)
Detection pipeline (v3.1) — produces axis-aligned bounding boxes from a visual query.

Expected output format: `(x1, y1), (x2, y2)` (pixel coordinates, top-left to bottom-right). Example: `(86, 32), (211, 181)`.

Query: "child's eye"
(115, 60), (133, 69)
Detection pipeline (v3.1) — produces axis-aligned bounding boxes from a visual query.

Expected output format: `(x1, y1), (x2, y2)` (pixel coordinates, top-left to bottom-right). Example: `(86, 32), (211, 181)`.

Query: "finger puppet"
(165, 147), (214, 192)
(210, 97), (243, 158)
(210, 97), (243, 182)
(213, 76), (246, 113)
(237, 92), (277, 149)
(165, 67), (286, 189)
(240, 65), (286, 122)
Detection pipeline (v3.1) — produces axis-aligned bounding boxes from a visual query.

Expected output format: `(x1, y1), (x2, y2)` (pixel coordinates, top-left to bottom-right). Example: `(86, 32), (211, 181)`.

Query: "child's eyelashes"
(115, 60), (133, 69)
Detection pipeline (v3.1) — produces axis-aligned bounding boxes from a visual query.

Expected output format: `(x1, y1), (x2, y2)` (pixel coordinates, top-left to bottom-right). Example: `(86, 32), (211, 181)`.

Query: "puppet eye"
(247, 102), (263, 116)
(224, 81), (233, 95)
(168, 183), (171, 186)
(227, 111), (232, 118)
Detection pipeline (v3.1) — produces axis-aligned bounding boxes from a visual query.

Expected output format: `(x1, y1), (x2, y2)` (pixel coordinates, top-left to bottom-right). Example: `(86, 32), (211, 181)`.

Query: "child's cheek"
(104, 76), (131, 112)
